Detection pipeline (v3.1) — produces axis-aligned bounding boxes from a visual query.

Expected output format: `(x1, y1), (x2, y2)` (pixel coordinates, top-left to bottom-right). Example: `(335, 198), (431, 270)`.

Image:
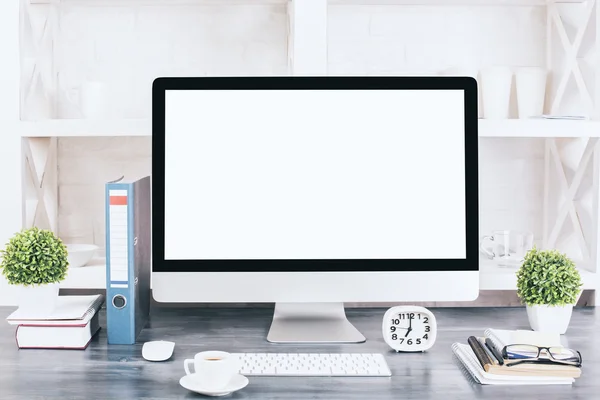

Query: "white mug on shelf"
(516, 67), (547, 119)
(183, 351), (240, 391)
(65, 81), (109, 119)
(480, 66), (512, 119)
(480, 230), (534, 267)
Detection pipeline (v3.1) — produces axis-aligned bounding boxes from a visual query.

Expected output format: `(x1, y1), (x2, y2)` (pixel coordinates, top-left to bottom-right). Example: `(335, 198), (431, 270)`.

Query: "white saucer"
(179, 373), (249, 397)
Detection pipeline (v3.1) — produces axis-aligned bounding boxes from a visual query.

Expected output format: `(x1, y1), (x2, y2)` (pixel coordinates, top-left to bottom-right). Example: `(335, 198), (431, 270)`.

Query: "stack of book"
(452, 328), (582, 385)
(5, 294), (104, 349)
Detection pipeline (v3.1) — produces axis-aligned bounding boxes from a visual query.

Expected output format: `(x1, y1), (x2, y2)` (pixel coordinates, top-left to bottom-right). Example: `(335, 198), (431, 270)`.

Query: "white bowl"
(66, 244), (99, 268)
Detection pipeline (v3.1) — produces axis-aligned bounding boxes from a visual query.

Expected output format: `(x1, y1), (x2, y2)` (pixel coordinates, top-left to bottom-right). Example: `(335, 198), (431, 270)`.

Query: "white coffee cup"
(183, 351), (240, 391)
(80, 81), (109, 119)
(480, 66), (513, 119)
(516, 67), (547, 119)
(65, 81), (109, 119)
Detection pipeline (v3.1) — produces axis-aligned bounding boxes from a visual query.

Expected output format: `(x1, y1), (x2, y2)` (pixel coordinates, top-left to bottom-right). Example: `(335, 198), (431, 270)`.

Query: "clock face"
(382, 306), (437, 352)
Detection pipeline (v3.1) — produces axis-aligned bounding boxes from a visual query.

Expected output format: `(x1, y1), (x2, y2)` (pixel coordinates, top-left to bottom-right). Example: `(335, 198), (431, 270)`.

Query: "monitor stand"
(266, 302), (366, 343)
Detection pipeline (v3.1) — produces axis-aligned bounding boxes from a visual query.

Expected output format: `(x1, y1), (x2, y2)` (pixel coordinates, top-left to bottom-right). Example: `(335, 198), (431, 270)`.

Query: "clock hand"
(405, 316), (413, 337)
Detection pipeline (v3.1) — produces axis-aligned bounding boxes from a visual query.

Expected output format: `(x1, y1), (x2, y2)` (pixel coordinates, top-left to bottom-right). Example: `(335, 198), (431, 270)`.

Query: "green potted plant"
(0, 227), (69, 314)
(516, 247), (582, 334)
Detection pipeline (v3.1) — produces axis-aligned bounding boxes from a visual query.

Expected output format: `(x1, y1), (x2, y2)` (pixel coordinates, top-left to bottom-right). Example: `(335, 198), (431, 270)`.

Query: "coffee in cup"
(183, 351), (240, 391)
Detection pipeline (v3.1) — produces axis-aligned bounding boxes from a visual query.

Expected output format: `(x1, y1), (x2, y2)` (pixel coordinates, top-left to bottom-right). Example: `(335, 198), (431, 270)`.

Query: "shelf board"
(479, 118), (600, 138)
(31, 0), (588, 4)
(16, 117), (600, 138)
(60, 257), (597, 291)
(18, 118), (150, 137)
(479, 259), (597, 291)
(30, 0), (288, 5)
(61, 257), (106, 289)
(329, 0), (577, 5)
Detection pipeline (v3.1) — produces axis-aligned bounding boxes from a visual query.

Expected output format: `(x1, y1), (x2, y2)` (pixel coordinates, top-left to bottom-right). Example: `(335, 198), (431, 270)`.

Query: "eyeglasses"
(501, 344), (582, 367)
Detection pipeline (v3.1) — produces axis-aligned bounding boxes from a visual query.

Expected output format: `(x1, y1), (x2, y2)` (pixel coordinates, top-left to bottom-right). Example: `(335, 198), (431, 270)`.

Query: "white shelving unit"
(1, 0), (599, 302)
(58, 259), (599, 291)
(57, 258), (599, 291)
(479, 119), (600, 137)
(479, 259), (598, 291)
(61, 258), (106, 289)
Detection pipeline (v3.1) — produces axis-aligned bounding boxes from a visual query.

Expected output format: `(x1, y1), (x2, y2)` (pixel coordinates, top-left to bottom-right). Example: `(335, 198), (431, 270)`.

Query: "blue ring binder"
(105, 176), (151, 344)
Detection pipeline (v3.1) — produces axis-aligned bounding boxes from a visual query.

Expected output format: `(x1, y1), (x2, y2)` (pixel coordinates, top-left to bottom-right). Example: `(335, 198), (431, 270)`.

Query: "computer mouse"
(142, 340), (175, 362)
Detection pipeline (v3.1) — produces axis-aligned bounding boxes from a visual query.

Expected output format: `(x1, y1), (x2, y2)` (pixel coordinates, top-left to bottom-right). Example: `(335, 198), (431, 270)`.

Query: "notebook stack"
(6, 295), (104, 349)
(452, 328), (582, 385)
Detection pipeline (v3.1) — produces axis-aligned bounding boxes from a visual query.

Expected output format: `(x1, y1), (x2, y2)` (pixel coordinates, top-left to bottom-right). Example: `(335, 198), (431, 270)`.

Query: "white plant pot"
(17, 282), (60, 315)
(526, 304), (573, 334)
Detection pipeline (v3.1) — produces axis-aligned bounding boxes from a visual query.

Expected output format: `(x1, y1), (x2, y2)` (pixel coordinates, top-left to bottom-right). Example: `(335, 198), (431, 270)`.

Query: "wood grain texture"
(0, 305), (598, 399)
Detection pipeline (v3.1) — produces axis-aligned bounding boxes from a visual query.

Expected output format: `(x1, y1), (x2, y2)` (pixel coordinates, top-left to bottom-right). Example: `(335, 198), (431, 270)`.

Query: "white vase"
(17, 282), (60, 315)
(526, 304), (573, 334)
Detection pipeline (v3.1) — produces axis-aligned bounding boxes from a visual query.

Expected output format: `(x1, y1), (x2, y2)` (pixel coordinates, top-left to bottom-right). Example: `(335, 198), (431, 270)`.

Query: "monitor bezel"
(152, 77), (478, 273)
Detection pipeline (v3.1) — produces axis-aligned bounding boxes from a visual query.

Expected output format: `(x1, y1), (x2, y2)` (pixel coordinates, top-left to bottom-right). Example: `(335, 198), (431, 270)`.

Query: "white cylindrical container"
(516, 67), (547, 119)
(480, 66), (512, 119)
(80, 81), (109, 119)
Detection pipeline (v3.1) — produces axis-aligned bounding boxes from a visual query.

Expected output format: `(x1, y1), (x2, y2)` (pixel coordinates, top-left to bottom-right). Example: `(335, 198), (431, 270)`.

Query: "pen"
(485, 338), (504, 365)
(478, 337), (498, 365)
(468, 336), (493, 370)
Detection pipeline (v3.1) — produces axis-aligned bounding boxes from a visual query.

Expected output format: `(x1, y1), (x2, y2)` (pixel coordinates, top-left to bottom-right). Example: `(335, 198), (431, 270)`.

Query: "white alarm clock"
(382, 306), (437, 352)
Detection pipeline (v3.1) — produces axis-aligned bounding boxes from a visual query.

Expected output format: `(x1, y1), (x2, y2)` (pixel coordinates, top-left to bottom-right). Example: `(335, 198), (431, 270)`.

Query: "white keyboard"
(233, 353), (392, 377)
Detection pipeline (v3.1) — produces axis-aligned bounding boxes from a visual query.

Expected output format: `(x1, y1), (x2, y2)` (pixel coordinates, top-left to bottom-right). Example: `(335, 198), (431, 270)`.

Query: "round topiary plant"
(516, 247), (582, 306)
(0, 227), (69, 286)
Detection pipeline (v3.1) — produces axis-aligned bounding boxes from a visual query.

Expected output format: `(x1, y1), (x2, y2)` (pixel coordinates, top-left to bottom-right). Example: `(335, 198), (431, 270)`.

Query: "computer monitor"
(152, 77), (479, 343)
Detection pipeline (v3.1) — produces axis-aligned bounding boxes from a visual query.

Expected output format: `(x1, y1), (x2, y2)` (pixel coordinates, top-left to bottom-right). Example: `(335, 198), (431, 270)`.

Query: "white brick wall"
(328, 5), (545, 76)
(57, 3), (547, 261)
(56, 3), (289, 119)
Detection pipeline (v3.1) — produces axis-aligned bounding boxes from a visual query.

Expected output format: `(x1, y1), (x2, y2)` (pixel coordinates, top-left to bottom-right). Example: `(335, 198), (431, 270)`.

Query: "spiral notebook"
(451, 343), (574, 385)
(485, 328), (563, 351)
(6, 295), (104, 325)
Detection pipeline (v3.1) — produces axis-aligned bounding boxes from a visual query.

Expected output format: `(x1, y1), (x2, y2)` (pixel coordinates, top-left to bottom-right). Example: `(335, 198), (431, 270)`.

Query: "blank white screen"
(164, 89), (466, 260)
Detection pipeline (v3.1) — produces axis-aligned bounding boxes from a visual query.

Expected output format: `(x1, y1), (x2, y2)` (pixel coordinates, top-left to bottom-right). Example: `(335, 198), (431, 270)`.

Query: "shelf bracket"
(22, 137), (58, 233)
(545, 138), (599, 261)
(21, 0), (58, 119)
(548, 0), (596, 116)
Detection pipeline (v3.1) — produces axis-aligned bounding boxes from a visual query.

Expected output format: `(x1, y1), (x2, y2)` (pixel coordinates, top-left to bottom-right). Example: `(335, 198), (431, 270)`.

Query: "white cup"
(516, 67), (547, 119)
(65, 81), (109, 119)
(183, 351), (240, 391)
(80, 81), (109, 119)
(480, 66), (513, 119)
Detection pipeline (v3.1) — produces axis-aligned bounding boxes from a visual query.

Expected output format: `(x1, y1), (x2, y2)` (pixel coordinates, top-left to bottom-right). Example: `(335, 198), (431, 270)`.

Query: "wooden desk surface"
(0, 305), (598, 399)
